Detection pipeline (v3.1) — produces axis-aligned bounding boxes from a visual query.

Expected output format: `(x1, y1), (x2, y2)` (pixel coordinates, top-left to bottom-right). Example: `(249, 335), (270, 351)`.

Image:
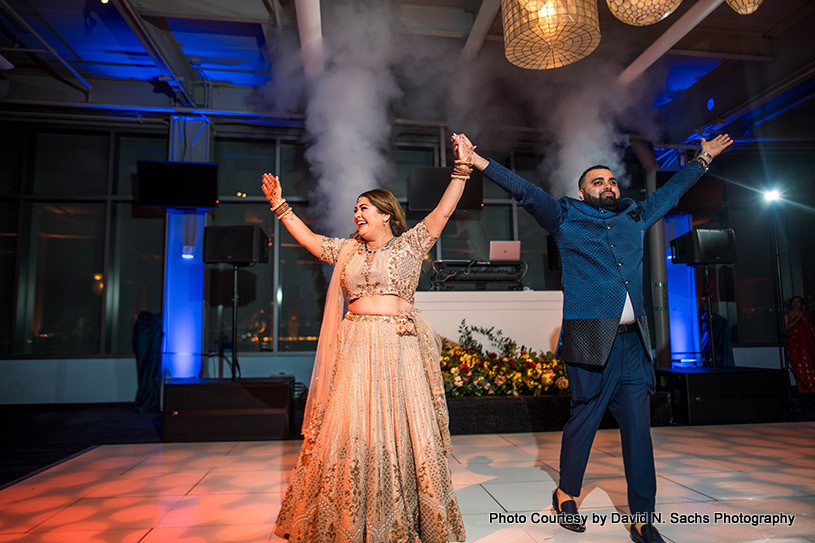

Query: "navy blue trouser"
(558, 329), (656, 518)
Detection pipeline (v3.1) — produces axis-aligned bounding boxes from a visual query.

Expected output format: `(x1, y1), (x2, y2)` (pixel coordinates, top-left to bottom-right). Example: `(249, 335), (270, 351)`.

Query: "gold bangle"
(277, 207), (293, 220)
(271, 199), (287, 213)
(274, 201), (292, 219)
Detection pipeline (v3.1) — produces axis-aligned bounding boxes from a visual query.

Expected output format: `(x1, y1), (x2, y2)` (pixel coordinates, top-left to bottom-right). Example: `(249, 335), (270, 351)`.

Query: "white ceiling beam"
(461, 0), (500, 61)
(294, 0), (323, 78)
(617, 0), (725, 86)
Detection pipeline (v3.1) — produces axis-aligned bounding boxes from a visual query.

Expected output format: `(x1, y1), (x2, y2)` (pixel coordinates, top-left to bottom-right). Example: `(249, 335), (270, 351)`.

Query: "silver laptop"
(489, 240), (521, 261)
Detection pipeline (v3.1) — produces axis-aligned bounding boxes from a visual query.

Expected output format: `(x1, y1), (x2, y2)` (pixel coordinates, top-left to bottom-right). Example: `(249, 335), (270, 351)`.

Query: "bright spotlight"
(763, 189), (781, 202)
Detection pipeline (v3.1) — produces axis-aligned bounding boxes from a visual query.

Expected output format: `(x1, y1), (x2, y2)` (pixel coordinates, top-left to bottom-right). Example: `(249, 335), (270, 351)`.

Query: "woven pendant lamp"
(501, 0), (601, 70)
(725, 0), (763, 15)
(519, 0), (548, 9)
(606, 0), (683, 26)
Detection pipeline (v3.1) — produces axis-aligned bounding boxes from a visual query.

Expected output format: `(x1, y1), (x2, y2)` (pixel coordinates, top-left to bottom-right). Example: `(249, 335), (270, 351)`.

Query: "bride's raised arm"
(261, 172), (324, 258)
(423, 133), (473, 238)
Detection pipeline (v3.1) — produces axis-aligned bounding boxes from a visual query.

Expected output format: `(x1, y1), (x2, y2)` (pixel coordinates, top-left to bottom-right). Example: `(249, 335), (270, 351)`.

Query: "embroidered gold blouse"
(319, 220), (437, 305)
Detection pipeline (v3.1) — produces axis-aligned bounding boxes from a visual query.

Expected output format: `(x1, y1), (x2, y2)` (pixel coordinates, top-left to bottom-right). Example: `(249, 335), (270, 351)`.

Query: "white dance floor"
(0, 422), (813, 542)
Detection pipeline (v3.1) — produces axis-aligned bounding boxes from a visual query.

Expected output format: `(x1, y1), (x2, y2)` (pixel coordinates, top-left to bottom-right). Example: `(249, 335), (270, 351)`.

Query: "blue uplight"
(664, 213), (701, 367)
(163, 209), (206, 378)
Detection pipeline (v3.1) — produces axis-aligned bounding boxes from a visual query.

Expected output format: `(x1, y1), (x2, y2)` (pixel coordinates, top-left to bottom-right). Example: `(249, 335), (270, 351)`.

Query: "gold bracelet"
(277, 207), (293, 220)
(271, 199), (287, 213)
(274, 201), (292, 219)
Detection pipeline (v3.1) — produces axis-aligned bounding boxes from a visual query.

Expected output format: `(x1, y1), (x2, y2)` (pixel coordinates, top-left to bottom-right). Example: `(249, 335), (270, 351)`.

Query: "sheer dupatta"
(301, 240), (354, 448)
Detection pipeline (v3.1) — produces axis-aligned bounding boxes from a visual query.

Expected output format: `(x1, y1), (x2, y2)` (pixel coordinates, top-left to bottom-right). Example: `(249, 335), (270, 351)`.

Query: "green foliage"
(441, 320), (569, 397)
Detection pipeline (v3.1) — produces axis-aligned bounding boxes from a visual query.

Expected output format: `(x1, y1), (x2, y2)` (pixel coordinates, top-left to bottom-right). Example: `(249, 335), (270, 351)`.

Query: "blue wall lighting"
(706, 98), (715, 111)
(162, 209), (207, 378)
(664, 213), (701, 368)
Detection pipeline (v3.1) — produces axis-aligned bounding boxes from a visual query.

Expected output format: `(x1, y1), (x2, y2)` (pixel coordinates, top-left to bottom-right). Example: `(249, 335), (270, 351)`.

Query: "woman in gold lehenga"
(262, 135), (472, 542)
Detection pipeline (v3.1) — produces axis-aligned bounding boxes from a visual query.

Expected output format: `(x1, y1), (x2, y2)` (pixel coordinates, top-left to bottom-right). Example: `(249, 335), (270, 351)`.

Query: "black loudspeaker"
(162, 376), (295, 441)
(670, 228), (736, 265)
(204, 225), (269, 265)
(656, 368), (789, 425)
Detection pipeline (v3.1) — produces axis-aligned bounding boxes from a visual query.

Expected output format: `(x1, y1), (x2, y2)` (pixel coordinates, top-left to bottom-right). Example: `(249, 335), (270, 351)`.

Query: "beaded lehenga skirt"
(274, 313), (465, 542)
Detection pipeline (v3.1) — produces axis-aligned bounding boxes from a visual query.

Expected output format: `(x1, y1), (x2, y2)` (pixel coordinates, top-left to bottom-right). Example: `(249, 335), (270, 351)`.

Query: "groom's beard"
(582, 191), (620, 211)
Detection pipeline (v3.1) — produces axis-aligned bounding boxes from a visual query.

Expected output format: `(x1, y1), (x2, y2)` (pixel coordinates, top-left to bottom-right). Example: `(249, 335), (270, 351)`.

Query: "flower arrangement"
(440, 320), (569, 397)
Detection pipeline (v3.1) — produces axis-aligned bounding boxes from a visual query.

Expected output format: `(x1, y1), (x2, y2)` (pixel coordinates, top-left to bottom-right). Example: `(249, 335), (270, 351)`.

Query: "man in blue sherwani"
(455, 133), (732, 543)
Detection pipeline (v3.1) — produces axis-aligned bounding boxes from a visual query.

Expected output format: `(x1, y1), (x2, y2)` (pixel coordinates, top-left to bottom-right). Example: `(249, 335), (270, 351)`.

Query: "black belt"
(617, 322), (638, 334)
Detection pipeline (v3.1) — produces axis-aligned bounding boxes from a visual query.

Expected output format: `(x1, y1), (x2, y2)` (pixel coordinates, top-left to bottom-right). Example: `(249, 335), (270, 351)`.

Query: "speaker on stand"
(204, 225), (270, 380)
(670, 229), (737, 370)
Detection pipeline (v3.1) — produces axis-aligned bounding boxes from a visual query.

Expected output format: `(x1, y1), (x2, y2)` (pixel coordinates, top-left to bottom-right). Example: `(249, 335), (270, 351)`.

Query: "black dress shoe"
(552, 490), (586, 533)
(630, 523), (666, 543)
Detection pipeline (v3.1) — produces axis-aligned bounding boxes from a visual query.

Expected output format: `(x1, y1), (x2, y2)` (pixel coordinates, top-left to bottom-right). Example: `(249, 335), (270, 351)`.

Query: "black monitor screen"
(408, 167), (483, 211)
(136, 161), (218, 209)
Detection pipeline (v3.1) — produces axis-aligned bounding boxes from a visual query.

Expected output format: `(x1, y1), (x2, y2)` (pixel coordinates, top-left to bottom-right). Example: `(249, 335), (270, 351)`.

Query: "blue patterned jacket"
(482, 159), (707, 367)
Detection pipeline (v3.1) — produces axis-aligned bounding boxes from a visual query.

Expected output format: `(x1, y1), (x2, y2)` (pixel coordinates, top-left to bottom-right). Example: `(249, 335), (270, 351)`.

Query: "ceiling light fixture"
(725, 0), (763, 15)
(606, 0), (683, 26)
(521, 0), (548, 10)
(501, 0), (600, 70)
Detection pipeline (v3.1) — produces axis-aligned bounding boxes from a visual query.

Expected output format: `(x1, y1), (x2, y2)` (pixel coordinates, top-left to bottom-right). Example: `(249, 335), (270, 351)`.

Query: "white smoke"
(260, 2), (665, 223)
(304, 0), (400, 236)
(253, 28), (307, 114)
(532, 57), (660, 198)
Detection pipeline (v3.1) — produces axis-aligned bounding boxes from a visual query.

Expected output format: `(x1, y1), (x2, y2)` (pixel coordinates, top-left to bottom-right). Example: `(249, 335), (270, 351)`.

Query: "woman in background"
(263, 135), (471, 542)
(785, 295), (815, 393)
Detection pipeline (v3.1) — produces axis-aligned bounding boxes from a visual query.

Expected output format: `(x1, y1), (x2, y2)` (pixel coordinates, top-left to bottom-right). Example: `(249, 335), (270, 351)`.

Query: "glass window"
(215, 138), (277, 198)
(107, 204), (165, 354)
(0, 201), (17, 355)
(32, 132), (109, 196)
(280, 141), (317, 199)
(278, 202), (328, 351)
(19, 203), (106, 355)
(517, 209), (562, 290)
(0, 126), (23, 195)
(116, 134), (168, 195)
(206, 204), (276, 354)
(729, 206), (778, 345)
(440, 205), (512, 261)
(393, 145), (435, 199)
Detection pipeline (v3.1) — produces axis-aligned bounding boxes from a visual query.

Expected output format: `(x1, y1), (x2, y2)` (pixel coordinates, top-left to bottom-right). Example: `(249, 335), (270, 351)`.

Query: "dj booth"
(431, 260), (526, 291)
